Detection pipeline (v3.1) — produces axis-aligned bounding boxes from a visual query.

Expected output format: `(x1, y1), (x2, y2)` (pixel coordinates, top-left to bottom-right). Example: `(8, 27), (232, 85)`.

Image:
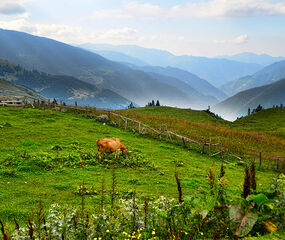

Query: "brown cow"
(96, 138), (128, 160)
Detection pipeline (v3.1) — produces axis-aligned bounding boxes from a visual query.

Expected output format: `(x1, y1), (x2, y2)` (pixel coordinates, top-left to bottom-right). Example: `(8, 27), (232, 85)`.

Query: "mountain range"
(222, 60), (285, 96)
(213, 78), (285, 120)
(0, 29), (220, 108)
(125, 64), (227, 101)
(217, 52), (285, 66)
(80, 43), (263, 87)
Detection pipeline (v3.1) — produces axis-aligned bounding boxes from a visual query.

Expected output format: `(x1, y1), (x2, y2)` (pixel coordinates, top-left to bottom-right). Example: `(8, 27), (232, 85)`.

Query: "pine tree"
(156, 100), (160, 106)
(151, 100), (155, 106)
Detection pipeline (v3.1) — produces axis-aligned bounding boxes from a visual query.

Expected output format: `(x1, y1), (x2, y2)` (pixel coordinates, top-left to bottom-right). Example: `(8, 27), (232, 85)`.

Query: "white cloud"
(214, 34), (249, 44)
(0, 1), (26, 16)
(90, 0), (285, 20)
(0, 18), (139, 45)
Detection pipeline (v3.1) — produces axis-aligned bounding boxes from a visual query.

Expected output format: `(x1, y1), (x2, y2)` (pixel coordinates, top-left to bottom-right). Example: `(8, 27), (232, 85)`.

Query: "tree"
(128, 102), (135, 109)
(152, 100), (155, 106)
(248, 108), (250, 116)
(156, 100), (160, 106)
(52, 98), (57, 105)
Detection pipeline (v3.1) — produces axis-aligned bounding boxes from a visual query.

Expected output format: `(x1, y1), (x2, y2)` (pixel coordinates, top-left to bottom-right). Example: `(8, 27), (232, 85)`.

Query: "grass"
(0, 106), (278, 227)
(235, 108), (285, 138)
(119, 106), (285, 161)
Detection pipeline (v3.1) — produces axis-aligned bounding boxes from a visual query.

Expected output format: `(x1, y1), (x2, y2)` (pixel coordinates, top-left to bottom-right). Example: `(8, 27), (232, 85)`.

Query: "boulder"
(96, 114), (109, 122)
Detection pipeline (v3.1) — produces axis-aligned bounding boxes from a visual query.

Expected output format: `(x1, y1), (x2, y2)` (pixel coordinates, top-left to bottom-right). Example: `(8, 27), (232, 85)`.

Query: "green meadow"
(0, 106), (278, 227)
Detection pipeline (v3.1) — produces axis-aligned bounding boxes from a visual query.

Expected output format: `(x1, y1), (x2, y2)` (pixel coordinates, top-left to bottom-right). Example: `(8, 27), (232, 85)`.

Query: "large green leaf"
(236, 212), (258, 237)
(229, 205), (243, 224)
(247, 193), (269, 206)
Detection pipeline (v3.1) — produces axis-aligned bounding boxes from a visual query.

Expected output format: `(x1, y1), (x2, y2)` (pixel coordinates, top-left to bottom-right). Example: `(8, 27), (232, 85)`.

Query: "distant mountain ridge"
(0, 29), (217, 108)
(217, 52), (285, 66)
(222, 60), (285, 96)
(80, 43), (263, 87)
(212, 78), (285, 120)
(126, 65), (227, 101)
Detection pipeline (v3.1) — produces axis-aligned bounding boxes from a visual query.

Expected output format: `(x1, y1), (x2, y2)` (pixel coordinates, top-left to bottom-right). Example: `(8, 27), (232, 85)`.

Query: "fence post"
(182, 137), (186, 148)
(201, 138), (205, 154)
(209, 138), (211, 156)
(227, 149), (229, 162)
(259, 152), (262, 167)
(159, 124), (162, 140)
(165, 124), (168, 141)
(276, 158), (279, 172)
(125, 119), (127, 130)
(220, 143), (223, 160)
(108, 111), (111, 120)
(131, 119), (133, 130)
(138, 122), (141, 134)
(118, 115), (121, 127)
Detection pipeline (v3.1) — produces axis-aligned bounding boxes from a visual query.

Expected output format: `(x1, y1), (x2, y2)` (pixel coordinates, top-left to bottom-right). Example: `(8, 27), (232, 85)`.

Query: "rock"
(86, 114), (94, 119)
(61, 108), (67, 113)
(53, 107), (60, 111)
(140, 127), (147, 135)
(96, 114), (109, 122)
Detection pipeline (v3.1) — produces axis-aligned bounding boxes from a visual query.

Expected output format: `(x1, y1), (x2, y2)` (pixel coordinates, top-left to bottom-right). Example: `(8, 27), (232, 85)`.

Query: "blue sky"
(0, 0), (285, 57)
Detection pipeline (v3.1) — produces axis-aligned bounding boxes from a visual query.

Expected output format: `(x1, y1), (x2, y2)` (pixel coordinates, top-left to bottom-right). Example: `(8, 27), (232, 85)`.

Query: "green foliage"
(3, 148), (154, 171)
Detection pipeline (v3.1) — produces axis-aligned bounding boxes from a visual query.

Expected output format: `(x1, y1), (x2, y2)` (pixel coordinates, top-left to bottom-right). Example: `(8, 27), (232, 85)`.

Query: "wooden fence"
(106, 111), (284, 172)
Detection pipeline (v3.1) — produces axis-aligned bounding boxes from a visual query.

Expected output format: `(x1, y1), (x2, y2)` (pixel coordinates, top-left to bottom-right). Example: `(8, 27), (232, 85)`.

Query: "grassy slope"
(234, 108), (285, 138)
(120, 106), (285, 159)
(0, 107), (276, 224)
(122, 106), (228, 124)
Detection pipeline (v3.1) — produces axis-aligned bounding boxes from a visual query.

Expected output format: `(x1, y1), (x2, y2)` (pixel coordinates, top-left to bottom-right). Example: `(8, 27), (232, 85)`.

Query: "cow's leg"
(98, 147), (102, 161)
(115, 150), (119, 158)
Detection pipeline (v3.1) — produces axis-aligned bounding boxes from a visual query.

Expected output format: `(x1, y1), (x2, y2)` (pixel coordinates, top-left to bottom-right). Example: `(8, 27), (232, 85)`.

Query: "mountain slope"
(0, 29), (210, 108)
(80, 43), (263, 87)
(222, 60), (285, 96)
(0, 60), (131, 108)
(213, 78), (285, 120)
(128, 65), (227, 101)
(0, 78), (46, 100)
(87, 49), (148, 66)
(218, 52), (285, 66)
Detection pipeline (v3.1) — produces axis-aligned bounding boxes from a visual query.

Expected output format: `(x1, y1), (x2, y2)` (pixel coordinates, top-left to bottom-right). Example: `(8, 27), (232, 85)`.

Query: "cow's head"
(121, 146), (128, 156)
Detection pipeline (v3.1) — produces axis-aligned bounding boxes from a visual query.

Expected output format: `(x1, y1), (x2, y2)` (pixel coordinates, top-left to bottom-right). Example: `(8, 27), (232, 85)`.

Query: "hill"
(217, 52), (285, 66)
(213, 78), (285, 120)
(234, 108), (285, 138)
(0, 29), (213, 108)
(119, 106), (285, 159)
(80, 43), (263, 87)
(0, 60), (131, 108)
(222, 60), (285, 96)
(0, 78), (46, 100)
(123, 106), (227, 124)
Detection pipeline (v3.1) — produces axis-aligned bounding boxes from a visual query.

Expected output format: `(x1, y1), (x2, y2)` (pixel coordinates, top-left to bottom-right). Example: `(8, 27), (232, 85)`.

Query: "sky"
(0, 0), (285, 57)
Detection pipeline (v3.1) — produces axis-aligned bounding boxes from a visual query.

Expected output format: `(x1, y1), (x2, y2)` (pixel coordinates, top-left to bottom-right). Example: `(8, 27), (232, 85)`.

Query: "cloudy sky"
(0, 0), (285, 57)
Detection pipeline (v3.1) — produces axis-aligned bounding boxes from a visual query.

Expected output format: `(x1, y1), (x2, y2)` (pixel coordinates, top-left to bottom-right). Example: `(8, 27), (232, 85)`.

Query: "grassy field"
(119, 106), (285, 161)
(234, 108), (285, 138)
(0, 106), (278, 227)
